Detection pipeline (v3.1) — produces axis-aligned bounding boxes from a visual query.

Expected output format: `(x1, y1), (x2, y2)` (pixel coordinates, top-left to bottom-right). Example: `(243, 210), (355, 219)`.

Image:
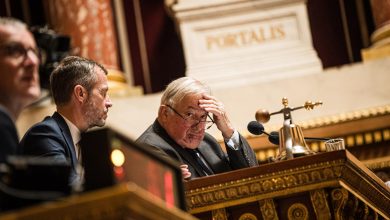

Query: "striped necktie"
(187, 149), (214, 176)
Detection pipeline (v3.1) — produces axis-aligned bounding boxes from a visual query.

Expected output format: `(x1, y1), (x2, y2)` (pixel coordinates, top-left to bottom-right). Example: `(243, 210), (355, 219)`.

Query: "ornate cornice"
(186, 160), (343, 213)
(299, 105), (390, 129)
(242, 105), (390, 137)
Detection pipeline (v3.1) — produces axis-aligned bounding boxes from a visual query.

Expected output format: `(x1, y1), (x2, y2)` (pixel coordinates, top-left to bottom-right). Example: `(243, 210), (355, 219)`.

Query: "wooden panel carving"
(310, 189), (331, 220)
(185, 151), (390, 219)
(259, 199), (278, 220)
(287, 203), (309, 220)
(212, 208), (227, 220)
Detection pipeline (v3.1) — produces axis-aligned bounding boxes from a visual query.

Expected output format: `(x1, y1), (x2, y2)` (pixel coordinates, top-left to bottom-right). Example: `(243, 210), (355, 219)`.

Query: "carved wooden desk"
(185, 150), (390, 219)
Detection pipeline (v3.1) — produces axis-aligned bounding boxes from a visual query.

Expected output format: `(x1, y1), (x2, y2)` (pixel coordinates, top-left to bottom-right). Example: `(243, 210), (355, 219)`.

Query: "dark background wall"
(0, 0), (375, 93)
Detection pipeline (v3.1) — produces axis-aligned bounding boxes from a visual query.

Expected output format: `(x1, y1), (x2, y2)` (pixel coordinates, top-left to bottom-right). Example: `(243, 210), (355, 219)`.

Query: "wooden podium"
(0, 183), (197, 220)
(185, 150), (390, 219)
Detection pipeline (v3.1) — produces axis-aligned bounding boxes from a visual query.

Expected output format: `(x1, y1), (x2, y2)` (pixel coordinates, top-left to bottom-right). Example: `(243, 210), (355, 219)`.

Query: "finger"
(199, 94), (218, 103)
(202, 104), (225, 116)
(183, 171), (191, 179)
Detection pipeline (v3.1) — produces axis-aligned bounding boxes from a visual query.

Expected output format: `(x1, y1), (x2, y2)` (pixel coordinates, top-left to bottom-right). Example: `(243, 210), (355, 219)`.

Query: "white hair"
(160, 77), (211, 108)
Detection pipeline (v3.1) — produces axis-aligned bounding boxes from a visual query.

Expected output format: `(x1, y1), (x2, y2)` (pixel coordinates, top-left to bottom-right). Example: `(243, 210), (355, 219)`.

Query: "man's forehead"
(0, 25), (35, 45)
(181, 101), (206, 113)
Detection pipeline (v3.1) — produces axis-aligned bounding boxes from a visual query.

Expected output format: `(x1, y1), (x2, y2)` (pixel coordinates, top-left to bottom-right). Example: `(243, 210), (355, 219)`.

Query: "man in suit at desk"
(137, 77), (258, 180)
(20, 56), (113, 188)
(0, 17), (41, 163)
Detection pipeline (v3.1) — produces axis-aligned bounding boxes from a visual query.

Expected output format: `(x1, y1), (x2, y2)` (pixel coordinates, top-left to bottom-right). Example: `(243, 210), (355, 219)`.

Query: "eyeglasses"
(0, 42), (40, 61)
(166, 105), (215, 129)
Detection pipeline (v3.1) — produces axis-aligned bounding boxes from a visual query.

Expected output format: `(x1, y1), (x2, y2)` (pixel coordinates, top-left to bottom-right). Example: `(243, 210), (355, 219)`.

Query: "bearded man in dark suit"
(20, 56), (113, 187)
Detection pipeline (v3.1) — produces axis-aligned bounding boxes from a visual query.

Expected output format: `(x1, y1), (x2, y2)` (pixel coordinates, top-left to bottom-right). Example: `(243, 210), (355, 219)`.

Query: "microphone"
(247, 121), (279, 145)
(247, 121), (330, 145)
(247, 121), (266, 135)
(268, 131), (280, 145)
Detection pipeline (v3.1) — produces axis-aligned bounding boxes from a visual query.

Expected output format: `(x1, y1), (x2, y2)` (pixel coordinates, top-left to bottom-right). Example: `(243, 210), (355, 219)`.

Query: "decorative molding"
(243, 105), (390, 137)
(310, 189), (331, 219)
(287, 203), (309, 220)
(299, 105), (390, 129)
(186, 159), (344, 212)
(330, 188), (349, 220)
(259, 199), (279, 220)
(238, 213), (258, 220)
(185, 151), (390, 218)
(212, 208), (228, 220)
(243, 105), (390, 163)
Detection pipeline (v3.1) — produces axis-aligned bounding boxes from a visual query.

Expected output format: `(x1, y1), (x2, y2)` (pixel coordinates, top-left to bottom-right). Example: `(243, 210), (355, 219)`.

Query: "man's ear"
(158, 105), (168, 121)
(74, 85), (87, 103)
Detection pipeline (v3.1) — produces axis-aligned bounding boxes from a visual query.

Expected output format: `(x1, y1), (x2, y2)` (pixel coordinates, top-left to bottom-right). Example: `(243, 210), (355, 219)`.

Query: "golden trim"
(287, 203), (309, 220)
(364, 156), (390, 170)
(296, 105), (390, 130)
(252, 127), (390, 163)
(371, 23), (390, 43)
(186, 152), (390, 218)
(331, 188), (349, 220)
(259, 199), (278, 220)
(242, 105), (390, 137)
(212, 208), (228, 220)
(186, 160), (344, 213)
(238, 213), (258, 220)
(310, 189), (331, 219)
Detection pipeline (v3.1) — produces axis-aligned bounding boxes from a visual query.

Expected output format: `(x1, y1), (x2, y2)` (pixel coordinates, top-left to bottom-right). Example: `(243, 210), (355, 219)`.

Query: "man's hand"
(180, 164), (191, 180)
(199, 94), (234, 139)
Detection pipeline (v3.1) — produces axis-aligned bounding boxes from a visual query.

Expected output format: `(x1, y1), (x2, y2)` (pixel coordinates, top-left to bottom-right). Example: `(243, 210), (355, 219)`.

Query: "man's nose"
(24, 50), (39, 66)
(106, 95), (113, 108)
(191, 121), (205, 131)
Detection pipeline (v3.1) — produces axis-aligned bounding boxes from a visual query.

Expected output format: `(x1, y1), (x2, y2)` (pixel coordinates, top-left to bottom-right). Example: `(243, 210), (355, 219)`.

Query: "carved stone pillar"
(166, 0), (322, 88)
(361, 0), (390, 61)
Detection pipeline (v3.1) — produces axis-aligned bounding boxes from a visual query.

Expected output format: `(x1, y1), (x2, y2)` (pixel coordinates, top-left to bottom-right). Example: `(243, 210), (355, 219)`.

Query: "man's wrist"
(224, 130), (240, 149)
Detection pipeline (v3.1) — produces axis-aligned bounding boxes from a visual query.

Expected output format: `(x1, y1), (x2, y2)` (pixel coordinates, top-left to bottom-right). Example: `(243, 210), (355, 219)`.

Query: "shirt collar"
(59, 113), (81, 146)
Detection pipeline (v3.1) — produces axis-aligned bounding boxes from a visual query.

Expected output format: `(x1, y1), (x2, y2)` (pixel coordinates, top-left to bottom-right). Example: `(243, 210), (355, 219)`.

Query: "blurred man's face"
(0, 24), (40, 109)
(83, 67), (112, 130)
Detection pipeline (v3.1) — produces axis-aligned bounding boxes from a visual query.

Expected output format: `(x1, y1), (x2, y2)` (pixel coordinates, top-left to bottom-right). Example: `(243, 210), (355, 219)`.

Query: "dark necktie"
(187, 149), (214, 176)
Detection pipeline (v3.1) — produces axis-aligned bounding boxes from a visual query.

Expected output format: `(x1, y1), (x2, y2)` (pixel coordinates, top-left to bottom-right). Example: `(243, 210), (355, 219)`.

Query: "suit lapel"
(152, 120), (205, 177)
(52, 112), (78, 171)
(174, 146), (206, 176)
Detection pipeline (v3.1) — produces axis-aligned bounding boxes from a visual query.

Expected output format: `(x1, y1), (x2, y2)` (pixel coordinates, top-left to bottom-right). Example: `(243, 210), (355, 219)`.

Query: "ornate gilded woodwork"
(247, 105), (390, 143)
(287, 203), (309, 220)
(186, 159), (342, 211)
(244, 105), (390, 180)
(238, 213), (258, 220)
(212, 208), (228, 220)
(185, 151), (390, 219)
(310, 189), (331, 219)
(259, 199), (278, 220)
(330, 188), (349, 220)
(330, 188), (381, 220)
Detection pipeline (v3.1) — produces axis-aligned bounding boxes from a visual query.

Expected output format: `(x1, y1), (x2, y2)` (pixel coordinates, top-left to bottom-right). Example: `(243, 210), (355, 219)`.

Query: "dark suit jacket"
(0, 108), (19, 163)
(19, 112), (79, 186)
(136, 120), (258, 179)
